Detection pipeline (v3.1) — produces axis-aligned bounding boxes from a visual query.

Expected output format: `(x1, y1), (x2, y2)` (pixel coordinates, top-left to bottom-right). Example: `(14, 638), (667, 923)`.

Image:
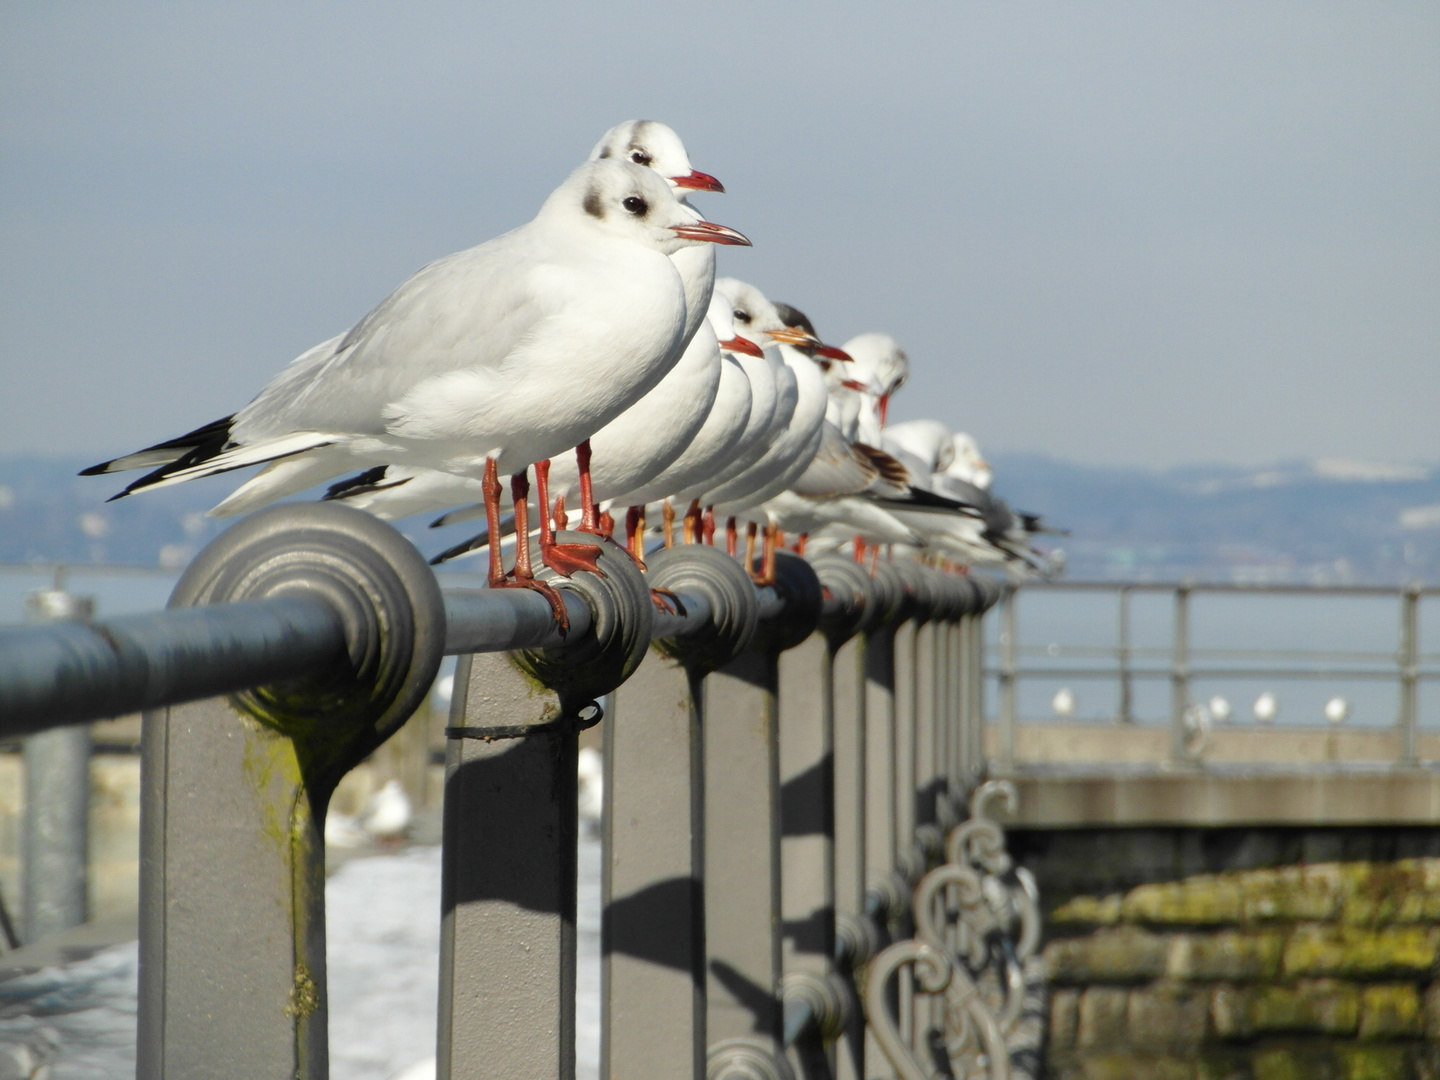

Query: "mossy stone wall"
(1016, 827), (1440, 1080)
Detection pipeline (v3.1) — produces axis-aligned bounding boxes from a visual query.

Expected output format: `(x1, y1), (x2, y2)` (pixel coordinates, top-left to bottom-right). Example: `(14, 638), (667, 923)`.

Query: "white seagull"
(306, 120), (741, 550)
(84, 157), (749, 622)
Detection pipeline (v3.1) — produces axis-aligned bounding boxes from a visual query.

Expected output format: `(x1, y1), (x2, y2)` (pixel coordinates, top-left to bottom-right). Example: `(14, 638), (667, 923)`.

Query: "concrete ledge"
(1003, 767), (1440, 828)
(985, 722), (1440, 767)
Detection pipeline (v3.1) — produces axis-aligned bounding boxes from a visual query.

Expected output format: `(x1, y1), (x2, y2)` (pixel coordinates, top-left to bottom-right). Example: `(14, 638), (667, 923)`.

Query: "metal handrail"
(0, 573), (788, 735)
(994, 578), (1435, 768)
(988, 665), (1429, 681)
(1015, 580), (1439, 597)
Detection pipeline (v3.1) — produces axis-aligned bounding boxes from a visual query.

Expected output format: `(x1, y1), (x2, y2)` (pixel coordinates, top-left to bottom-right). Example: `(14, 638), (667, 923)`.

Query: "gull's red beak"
(720, 335), (765, 357)
(767, 327), (853, 362)
(672, 220), (751, 246)
(878, 392), (891, 427)
(672, 170), (725, 193)
(765, 327), (816, 347)
(841, 378), (869, 392)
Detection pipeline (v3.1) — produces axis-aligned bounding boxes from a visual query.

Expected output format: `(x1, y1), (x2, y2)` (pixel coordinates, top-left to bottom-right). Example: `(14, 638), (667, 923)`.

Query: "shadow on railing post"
(704, 551), (822, 1080)
(439, 531), (651, 1080)
(138, 503), (446, 1080)
(603, 544), (757, 1078)
(778, 553), (874, 1078)
(862, 561), (906, 925)
(829, 558), (891, 1080)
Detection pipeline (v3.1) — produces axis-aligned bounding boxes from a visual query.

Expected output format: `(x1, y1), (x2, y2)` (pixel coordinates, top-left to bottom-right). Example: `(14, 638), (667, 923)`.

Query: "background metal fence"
(991, 581), (1440, 771)
(0, 501), (1037, 1080)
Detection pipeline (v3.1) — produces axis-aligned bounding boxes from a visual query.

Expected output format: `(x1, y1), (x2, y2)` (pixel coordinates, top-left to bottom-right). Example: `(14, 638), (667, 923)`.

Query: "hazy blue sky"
(2, 2), (1436, 469)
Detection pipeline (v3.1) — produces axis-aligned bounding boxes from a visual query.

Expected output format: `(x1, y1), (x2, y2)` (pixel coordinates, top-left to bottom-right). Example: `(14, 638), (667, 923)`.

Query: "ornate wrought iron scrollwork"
(864, 939), (955, 1080)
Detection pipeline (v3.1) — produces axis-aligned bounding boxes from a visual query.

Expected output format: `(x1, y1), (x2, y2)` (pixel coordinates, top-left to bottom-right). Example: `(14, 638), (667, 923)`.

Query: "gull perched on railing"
(83, 156), (749, 621)
(302, 121), (745, 555)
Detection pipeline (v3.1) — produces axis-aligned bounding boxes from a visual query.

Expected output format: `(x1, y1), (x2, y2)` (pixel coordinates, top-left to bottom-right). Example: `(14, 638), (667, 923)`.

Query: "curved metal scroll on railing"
(901, 775), (1047, 1079)
(912, 861), (1011, 1077)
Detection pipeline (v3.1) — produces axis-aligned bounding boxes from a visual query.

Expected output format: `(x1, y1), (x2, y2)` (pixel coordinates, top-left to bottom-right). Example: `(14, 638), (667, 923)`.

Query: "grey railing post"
(911, 581), (938, 832)
(1117, 585), (1134, 723)
(997, 586), (1017, 773)
(603, 545), (756, 1080)
(863, 562), (905, 906)
(972, 579), (999, 782)
(440, 532), (651, 1080)
(778, 555), (872, 1075)
(21, 584), (94, 943)
(934, 613), (954, 823)
(954, 579), (982, 802)
(138, 504), (446, 1080)
(890, 605), (919, 878)
(940, 580), (969, 823)
(1169, 584), (1192, 765)
(955, 610), (973, 791)
(925, 574), (963, 830)
(1399, 584), (1421, 766)
(705, 551), (821, 1078)
(826, 558), (885, 1080)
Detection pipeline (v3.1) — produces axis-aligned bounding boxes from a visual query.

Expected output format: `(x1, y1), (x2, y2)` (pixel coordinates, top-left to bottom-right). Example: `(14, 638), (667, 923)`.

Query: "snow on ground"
(0, 942), (137, 1079)
(0, 833), (604, 1080)
(326, 845), (443, 1080)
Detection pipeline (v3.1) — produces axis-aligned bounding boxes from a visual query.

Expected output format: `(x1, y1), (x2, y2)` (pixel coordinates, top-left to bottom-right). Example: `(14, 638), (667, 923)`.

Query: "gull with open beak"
(83, 157), (749, 626)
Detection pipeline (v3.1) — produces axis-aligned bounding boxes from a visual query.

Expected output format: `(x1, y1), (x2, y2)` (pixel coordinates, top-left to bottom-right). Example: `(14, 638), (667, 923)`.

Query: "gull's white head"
(948, 432), (992, 489)
(589, 120), (725, 195)
(716, 279), (853, 368)
(840, 332), (909, 424)
(884, 419), (955, 474)
(714, 278), (789, 339)
(550, 160), (749, 256)
(705, 292), (765, 358)
(770, 302), (854, 371)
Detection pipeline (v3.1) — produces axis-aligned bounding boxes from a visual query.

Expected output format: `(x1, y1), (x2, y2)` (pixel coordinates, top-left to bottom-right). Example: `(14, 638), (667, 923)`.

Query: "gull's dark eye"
(622, 196), (648, 215)
(630, 150), (652, 166)
(733, 309), (751, 324)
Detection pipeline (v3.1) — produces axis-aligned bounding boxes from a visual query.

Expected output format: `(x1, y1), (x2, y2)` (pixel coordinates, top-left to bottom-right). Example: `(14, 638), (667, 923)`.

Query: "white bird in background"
(84, 157), (750, 624)
(361, 779), (414, 845)
(576, 746), (604, 831)
(949, 432), (993, 490)
(842, 332), (909, 442)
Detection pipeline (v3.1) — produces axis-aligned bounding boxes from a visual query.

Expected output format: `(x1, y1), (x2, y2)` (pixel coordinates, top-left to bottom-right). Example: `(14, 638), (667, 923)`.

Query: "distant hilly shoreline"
(2, 454), (1437, 585)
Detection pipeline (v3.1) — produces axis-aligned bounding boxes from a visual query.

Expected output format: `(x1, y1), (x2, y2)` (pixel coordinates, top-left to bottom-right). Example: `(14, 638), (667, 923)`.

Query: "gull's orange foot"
(615, 542), (647, 573)
(542, 541), (606, 579)
(650, 588), (686, 616)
